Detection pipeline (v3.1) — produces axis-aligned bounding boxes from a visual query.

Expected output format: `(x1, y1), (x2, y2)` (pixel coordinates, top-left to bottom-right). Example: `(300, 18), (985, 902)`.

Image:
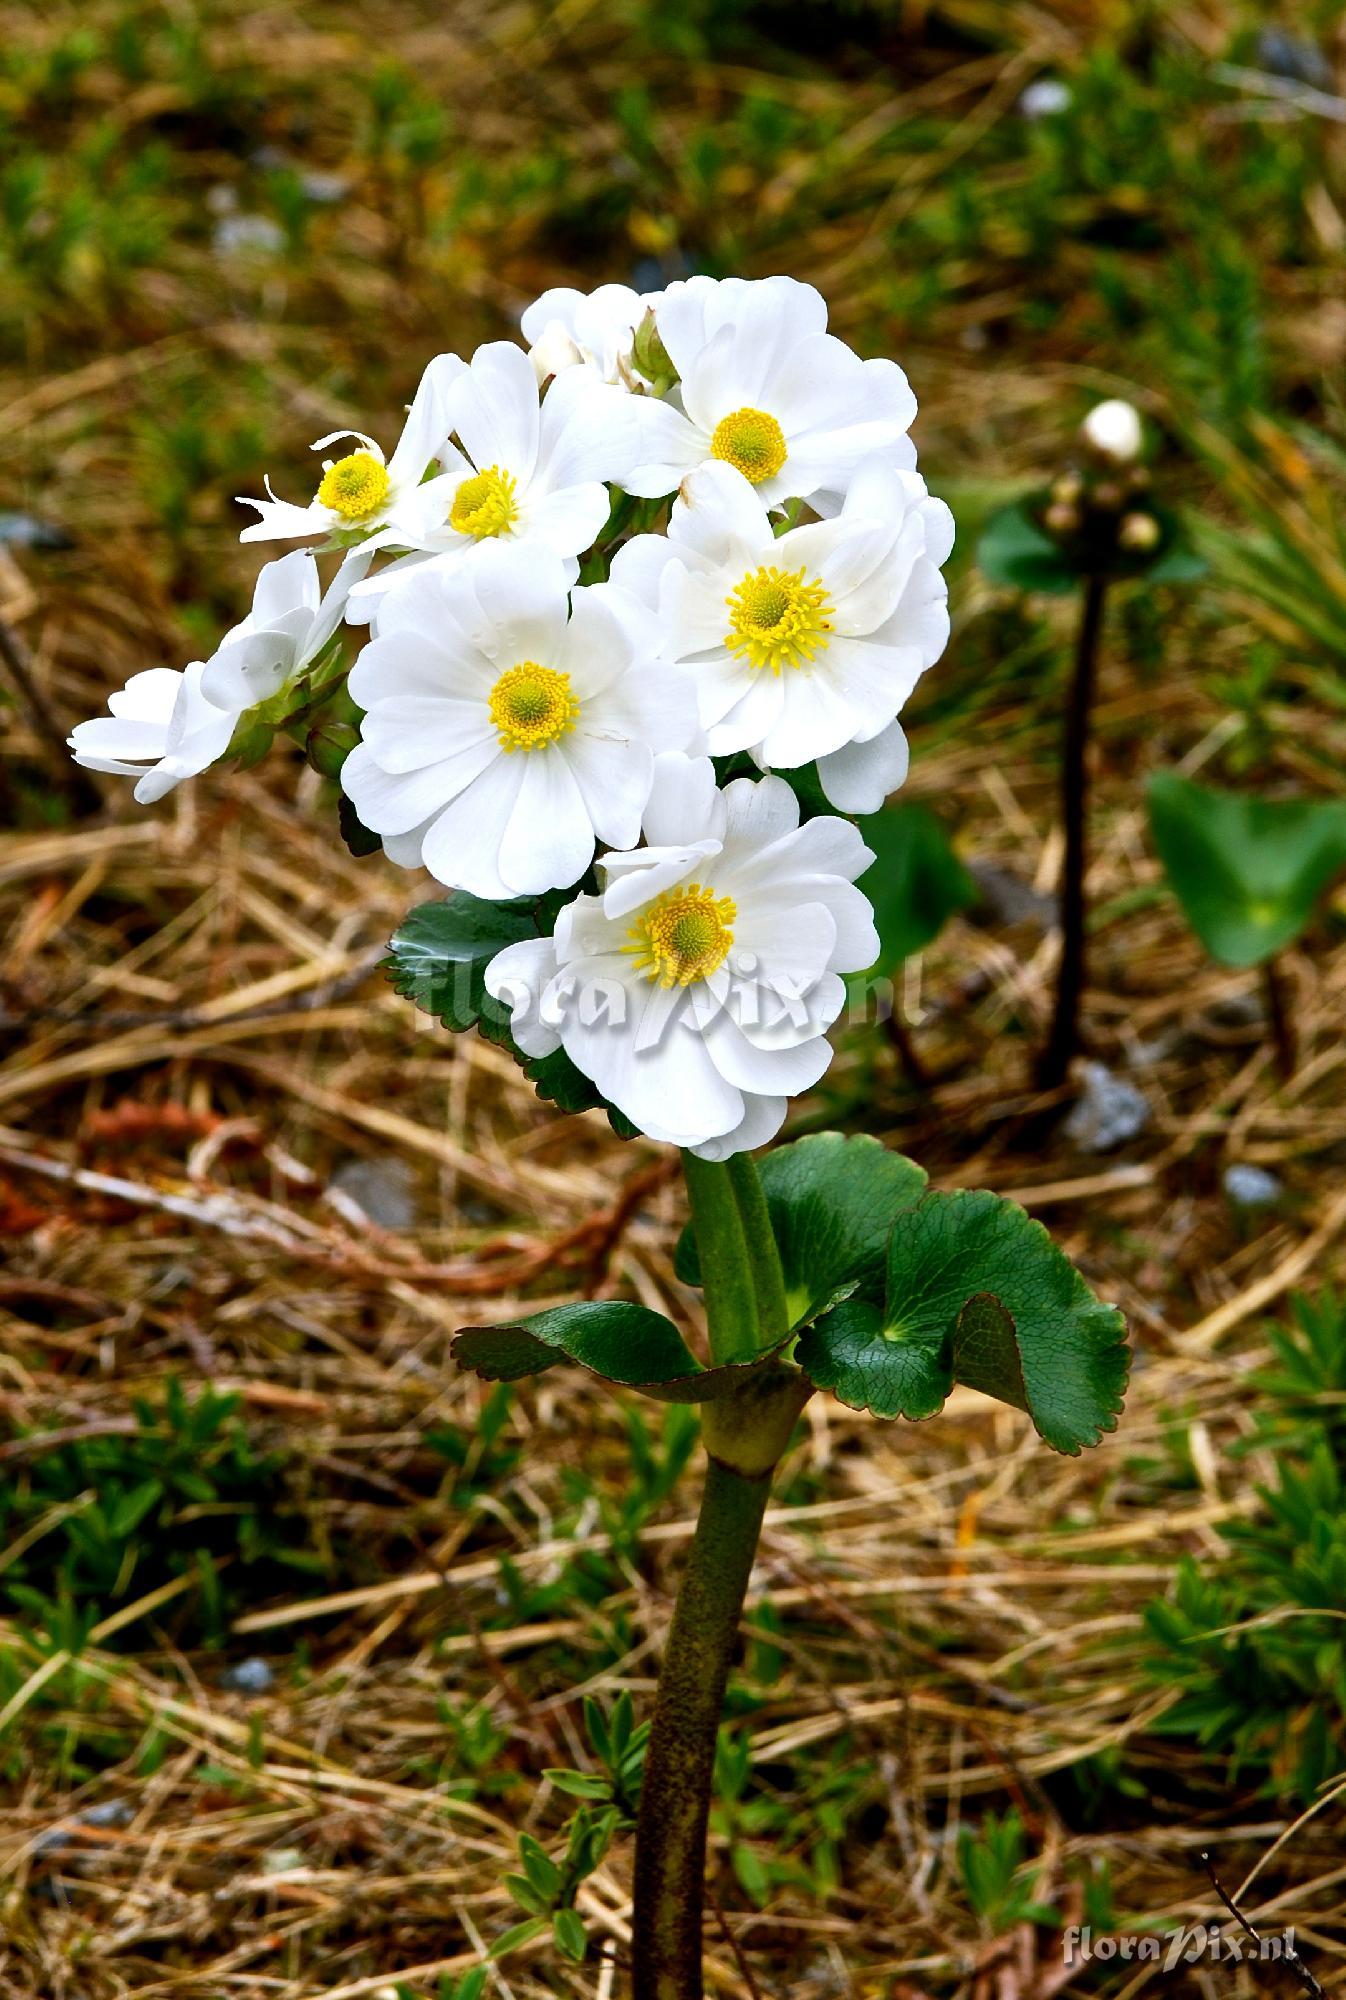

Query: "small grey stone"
(79, 1800), (134, 1828)
(0, 512), (73, 551)
(1019, 78), (1072, 119)
(221, 1656), (274, 1694)
(1255, 28), (1332, 91)
(1223, 1163), (1282, 1209)
(1063, 1061), (1151, 1152)
(330, 1157), (417, 1230)
(213, 213), (286, 258)
(967, 859), (1054, 930)
(299, 170), (349, 204)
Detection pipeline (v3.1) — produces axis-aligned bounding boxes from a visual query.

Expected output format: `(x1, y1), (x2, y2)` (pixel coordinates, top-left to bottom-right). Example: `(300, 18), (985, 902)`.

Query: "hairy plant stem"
(631, 1154), (803, 2000)
(1038, 574), (1108, 1092)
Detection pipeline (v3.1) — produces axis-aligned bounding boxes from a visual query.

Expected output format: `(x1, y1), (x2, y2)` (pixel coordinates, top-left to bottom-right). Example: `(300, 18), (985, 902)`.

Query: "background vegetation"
(3, 0), (1346, 1994)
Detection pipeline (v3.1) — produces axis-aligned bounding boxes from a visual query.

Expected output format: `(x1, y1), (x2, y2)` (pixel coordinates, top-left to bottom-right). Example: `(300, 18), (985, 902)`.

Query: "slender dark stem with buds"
(1038, 574), (1108, 1092)
(1261, 956), (1296, 1081)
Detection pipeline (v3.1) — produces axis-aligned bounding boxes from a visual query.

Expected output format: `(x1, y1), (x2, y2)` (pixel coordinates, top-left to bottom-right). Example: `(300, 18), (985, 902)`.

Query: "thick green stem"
(631, 1156), (803, 1999)
(679, 1151), (760, 1365)
(725, 1152), (790, 1346)
(631, 1453), (771, 2000)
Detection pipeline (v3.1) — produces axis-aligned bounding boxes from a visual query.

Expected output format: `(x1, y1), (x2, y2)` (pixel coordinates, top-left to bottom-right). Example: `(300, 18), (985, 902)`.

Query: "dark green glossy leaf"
(1148, 771), (1346, 967)
(452, 1300), (787, 1403)
(857, 802), (977, 970)
(384, 893), (534, 1033)
(796, 1188), (1129, 1453)
(977, 500), (1079, 595)
(676, 1133), (928, 1330)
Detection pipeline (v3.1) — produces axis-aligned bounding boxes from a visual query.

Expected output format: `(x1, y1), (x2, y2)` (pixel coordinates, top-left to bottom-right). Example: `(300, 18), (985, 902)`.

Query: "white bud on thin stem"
(1081, 398), (1143, 465)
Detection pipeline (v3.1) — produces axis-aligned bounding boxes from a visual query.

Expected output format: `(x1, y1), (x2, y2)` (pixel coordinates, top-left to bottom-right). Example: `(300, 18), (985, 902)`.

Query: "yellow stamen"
(710, 406), (787, 485)
(317, 451), (391, 522)
(626, 882), (737, 987)
(488, 661), (578, 752)
(724, 563), (833, 674)
(451, 465), (520, 540)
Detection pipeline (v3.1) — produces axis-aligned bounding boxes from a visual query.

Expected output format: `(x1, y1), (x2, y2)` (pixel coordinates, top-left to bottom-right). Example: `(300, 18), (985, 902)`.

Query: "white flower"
(485, 754), (878, 1157)
(237, 353), (460, 546)
(69, 550), (367, 804)
(340, 544), (698, 897)
(520, 282), (660, 386)
(201, 548), (369, 710)
(1080, 399), (1143, 465)
(344, 341), (641, 620)
(69, 663), (239, 804)
(621, 275), (917, 512)
(610, 456), (952, 814)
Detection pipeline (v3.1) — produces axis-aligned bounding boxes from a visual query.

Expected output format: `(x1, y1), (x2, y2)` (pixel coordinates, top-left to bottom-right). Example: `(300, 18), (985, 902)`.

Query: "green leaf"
(857, 803), (977, 970)
(553, 1909), (588, 1963)
(977, 500), (1079, 595)
(452, 1300), (785, 1402)
(1148, 771), (1346, 967)
(520, 1044), (605, 1116)
(795, 1188), (1129, 1453)
(490, 1916), (547, 1958)
(385, 893), (536, 1034)
(676, 1133), (928, 1331)
(338, 792), (382, 858)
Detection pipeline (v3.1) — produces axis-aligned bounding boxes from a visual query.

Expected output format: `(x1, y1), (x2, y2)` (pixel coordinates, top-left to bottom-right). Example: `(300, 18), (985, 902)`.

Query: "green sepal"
(675, 1133), (928, 1331)
(1148, 771), (1346, 968)
(452, 1300), (789, 1403)
(795, 1187), (1129, 1454)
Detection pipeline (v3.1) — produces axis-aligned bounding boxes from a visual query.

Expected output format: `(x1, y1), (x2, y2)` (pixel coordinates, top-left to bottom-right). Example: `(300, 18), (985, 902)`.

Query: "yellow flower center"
(317, 451), (391, 522)
(626, 883), (737, 987)
(724, 563), (834, 674)
(710, 406), (788, 485)
(450, 465), (520, 540)
(488, 661), (578, 752)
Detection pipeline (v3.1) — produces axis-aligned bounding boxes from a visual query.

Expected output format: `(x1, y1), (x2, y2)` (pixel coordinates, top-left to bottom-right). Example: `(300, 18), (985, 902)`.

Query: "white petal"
(485, 935), (565, 1058)
(563, 732), (653, 851)
(419, 755), (530, 898)
(448, 342), (541, 482)
(497, 749), (595, 896)
(687, 1090), (788, 1161)
(622, 400), (707, 498)
(640, 752), (725, 848)
(816, 718), (911, 815)
(534, 368), (640, 489)
(387, 352), (463, 484)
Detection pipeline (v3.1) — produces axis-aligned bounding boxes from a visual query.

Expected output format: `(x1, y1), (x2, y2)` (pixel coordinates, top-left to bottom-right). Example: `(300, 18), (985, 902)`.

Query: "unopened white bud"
(527, 319), (585, 387)
(1119, 511), (1161, 552)
(1081, 399), (1143, 465)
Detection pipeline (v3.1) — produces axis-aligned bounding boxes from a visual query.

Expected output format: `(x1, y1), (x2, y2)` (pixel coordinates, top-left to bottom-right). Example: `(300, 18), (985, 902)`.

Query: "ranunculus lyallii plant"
(72, 275), (1130, 1999)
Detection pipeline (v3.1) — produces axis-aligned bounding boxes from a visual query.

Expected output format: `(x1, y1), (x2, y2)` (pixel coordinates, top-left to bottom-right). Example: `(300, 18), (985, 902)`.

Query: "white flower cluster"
(70, 275), (952, 1155)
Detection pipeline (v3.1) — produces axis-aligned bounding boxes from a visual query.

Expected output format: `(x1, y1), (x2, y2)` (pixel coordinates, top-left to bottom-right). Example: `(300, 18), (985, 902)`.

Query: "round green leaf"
(977, 500), (1080, 595)
(796, 1187), (1129, 1453)
(675, 1133), (928, 1330)
(857, 802), (977, 971)
(1148, 771), (1346, 968)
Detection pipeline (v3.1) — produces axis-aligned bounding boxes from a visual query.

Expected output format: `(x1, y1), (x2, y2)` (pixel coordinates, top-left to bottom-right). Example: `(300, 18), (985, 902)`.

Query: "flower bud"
(1051, 471), (1084, 506)
(526, 319), (585, 386)
(1080, 398), (1143, 465)
(1092, 480), (1123, 512)
(631, 307), (676, 390)
(1118, 511), (1161, 552)
(1044, 500), (1080, 537)
(306, 720), (361, 778)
